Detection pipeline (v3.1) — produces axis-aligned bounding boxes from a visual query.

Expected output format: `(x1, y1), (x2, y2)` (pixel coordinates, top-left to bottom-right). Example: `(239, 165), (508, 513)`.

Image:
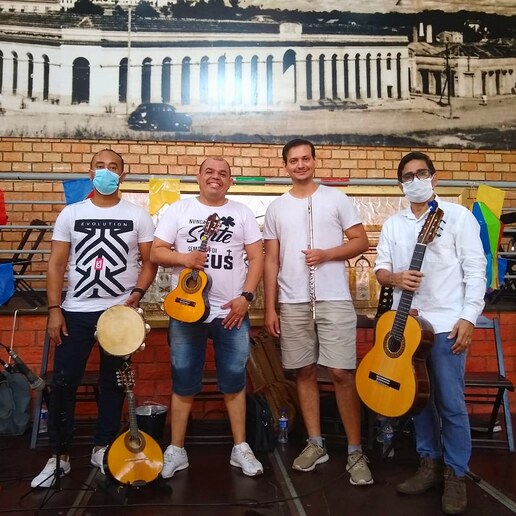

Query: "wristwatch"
(241, 291), (255, 302)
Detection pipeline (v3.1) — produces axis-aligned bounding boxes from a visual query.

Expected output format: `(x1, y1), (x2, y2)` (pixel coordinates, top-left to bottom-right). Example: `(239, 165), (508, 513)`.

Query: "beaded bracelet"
(47, 305), (61, 310)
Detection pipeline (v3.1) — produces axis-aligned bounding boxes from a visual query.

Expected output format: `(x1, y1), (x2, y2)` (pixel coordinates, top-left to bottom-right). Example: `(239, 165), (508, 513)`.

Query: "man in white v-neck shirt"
(263, 139), (373, 486)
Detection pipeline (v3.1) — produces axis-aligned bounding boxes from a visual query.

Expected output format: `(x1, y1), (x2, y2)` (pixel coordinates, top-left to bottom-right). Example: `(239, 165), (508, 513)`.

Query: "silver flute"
(307, 196), (316, 319)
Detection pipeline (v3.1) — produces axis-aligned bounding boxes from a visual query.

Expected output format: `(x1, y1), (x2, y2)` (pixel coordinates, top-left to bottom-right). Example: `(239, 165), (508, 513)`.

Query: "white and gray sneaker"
(31, 457), (71, 488)
(230, 442), (263, 476)
(161, 445), (189, 478)
(91, 446), (107, 474)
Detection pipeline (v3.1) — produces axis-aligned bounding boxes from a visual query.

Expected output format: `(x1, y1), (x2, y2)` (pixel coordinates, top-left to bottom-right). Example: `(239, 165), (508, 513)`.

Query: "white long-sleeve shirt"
(374, 197), (487, 333)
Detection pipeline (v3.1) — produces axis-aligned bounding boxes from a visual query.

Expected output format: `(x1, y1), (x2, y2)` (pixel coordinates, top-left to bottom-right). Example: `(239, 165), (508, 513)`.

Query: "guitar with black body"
(356, 200), (445, 418)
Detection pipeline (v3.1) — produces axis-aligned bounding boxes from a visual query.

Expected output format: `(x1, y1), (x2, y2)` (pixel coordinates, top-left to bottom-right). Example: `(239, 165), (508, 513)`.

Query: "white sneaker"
(230, 442), (263, 476)
(91, 446), (107, 474)
(31, 457), (71, 488)
(161, 445), (189, 479)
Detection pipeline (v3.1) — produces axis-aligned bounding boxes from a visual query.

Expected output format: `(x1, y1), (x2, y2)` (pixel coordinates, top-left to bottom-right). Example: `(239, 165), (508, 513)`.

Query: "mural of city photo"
(0, 0), (515, 148)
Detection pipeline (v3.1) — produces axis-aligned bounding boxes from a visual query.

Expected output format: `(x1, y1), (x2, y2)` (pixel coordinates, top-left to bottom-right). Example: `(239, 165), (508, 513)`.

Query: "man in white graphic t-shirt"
(32, 149), (157, 489)
(151, 157), (264, 479)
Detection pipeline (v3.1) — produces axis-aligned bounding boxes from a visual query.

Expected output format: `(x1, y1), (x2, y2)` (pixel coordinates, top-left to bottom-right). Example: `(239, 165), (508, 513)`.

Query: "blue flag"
(62, 179), (93, 205)
(0, 262), (15, 305)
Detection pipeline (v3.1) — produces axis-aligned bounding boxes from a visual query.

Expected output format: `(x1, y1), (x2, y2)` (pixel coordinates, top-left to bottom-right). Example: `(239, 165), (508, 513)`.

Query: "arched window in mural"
(355, 53), (361, 100)
(365, 53), (371, 98)
(318, 54), (325, 100)
(42, 54), (49, 101)
(250, 55), (258, 106)
(433, 71), (442, 97)
(181, 57), (190, 105)
(0, 51), (4, 94)
(343, 54), (349, 99)
(376, 53), (382, 98)
(200, 56), (209, 104)
(218, 55), (226, 105)
(119, 58), (127, 103)
(162, 57), (171, 103)
(234, 55), (243, 105)
(331, 54), (338, 99)
(12, 51), (18, 95)
(72, 57), (89, 104)
(420, 69), (429, 94)
(27, 53), (33, 98)
(306, 54), (313, 100)
(266, 55), (273, 105)
(386, 53), (392, 70)
(141, 58), (152, 103)
(283, 49), (296, 103)
(396, 53), (402, 99)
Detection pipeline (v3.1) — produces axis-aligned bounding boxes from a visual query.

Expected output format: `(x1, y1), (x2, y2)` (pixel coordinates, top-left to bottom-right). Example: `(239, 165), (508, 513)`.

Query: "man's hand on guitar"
(393, 270), (424, 291)
(448, 319), (474, 354)
(184, 250), (208, 270)
(221, 297), (250, 330)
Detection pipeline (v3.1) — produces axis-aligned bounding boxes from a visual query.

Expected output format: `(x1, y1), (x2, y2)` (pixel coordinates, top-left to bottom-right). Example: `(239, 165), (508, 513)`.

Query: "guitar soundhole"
(385, 335), (405, 358)
(125, 432), (146, 452)
(182, 274), (200, 294)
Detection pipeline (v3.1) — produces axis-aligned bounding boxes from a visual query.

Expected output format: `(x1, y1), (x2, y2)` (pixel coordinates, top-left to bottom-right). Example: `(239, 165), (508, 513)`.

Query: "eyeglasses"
(400, 168), (433, 184)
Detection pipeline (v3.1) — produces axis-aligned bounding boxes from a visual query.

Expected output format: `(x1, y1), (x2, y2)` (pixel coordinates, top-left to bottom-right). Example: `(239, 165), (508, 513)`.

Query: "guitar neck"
(391, 242), (427, 342)
(126, 391), (140, 440)
(190, 235), (209, 281)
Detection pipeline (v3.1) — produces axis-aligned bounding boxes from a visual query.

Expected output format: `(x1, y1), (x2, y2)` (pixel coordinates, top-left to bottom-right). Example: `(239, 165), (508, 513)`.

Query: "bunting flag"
(149, 178), (180, 216)
(62, 179), (93, 205)
(0, 262), (15, 306)
(472, 200), (506, 290)
(0, 188), (7, 225)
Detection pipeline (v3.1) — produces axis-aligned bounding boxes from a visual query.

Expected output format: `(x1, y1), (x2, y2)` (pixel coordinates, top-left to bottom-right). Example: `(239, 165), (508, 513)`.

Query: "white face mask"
(402, 177), (434, 203)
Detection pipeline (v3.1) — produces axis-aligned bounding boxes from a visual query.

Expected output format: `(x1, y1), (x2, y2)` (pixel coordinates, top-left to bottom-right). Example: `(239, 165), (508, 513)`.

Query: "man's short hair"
(199, 156), (232, 176)
(282, 139), (316, 164)
(90, 148), (125, 172)
(397, 151), (436, 181)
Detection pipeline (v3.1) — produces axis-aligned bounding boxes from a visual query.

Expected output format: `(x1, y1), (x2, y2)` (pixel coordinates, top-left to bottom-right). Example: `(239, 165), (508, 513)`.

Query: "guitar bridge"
(368, 371), (401, 391)
(175, 297), (196, 307)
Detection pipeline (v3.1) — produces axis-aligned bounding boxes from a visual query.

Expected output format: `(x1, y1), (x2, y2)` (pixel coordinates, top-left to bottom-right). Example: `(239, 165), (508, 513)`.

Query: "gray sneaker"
(161, 445), (189, 478)
(292, 441), (329, 472)
(346, 452), (374, 485)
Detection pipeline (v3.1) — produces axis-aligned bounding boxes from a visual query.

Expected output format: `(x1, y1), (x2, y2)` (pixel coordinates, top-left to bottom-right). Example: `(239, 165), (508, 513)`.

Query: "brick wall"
(1, 136), (515, 424)
(0, 311), (514, 420)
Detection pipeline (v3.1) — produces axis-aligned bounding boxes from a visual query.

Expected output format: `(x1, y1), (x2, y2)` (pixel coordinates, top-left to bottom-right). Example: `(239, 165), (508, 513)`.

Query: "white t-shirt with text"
(52, 198), (155, 312)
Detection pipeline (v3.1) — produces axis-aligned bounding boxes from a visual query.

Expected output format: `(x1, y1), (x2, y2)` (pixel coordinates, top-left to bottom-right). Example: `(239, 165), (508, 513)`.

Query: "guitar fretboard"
(390, 242), (427, 348)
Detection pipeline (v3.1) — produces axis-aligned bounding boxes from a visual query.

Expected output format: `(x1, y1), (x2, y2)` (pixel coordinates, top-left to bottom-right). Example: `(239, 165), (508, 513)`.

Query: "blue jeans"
(413, 332), (471, 477)
(168, 317), (250, 396)
(47, 310), (127, 454)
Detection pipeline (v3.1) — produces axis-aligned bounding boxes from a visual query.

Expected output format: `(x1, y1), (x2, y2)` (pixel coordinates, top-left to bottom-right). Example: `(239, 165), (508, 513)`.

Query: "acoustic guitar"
(163, 213), (220, 323)
(355, 200), (444, 418)
(104, 365), (164, 486)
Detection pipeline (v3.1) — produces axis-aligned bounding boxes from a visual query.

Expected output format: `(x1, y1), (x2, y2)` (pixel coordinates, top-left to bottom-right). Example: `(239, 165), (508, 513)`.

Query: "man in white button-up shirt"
(375, 151), (486, 516)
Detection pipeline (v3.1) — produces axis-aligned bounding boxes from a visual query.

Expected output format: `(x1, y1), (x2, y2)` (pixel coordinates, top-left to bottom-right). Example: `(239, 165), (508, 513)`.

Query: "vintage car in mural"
(128, 103), (193, 132)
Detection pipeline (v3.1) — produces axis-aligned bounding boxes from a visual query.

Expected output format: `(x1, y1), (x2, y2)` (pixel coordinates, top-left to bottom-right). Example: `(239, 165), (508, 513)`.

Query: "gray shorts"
(279, 301), (357, 370)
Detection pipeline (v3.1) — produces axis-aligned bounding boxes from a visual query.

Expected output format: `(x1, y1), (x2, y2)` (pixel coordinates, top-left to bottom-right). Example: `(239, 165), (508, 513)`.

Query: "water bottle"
(382, 420), (395, 458)
(278, 408), (289, 444)
(39, 406), (48, 434)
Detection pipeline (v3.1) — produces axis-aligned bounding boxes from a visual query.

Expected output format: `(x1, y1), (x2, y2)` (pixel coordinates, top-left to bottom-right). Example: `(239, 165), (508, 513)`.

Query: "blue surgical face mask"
(92, 168), (120, 195)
